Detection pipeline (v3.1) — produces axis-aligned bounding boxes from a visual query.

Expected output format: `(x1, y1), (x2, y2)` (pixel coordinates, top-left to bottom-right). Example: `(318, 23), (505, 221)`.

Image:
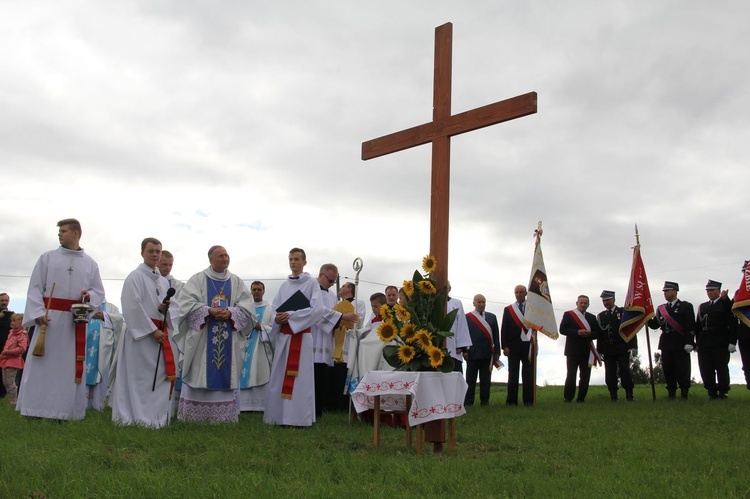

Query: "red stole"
(45, 297), (87, 383)
(280, 323), (311, 399)
(151, 318), (177, 382)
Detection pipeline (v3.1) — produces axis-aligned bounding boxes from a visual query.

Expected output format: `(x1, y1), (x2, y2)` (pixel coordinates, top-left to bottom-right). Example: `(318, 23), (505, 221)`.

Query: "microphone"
(162, 287), (176, 304)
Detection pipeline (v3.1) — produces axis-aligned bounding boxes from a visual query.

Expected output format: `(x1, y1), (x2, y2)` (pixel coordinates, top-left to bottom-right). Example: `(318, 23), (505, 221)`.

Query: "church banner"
(524, 241), (559, 340)
(619, 245), (654, 342)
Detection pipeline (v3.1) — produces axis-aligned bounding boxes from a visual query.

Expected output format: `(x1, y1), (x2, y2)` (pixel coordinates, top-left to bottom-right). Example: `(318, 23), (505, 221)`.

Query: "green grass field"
(2, 384), (749, 498)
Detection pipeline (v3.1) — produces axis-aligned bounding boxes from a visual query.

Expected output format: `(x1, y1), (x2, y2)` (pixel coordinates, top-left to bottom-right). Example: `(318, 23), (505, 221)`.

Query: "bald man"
(464, 294), (500, 406)
(501, 285), (534, 406)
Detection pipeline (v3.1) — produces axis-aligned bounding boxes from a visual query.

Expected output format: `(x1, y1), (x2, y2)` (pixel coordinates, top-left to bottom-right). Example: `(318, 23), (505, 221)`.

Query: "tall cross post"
(362, 22), (537, 291)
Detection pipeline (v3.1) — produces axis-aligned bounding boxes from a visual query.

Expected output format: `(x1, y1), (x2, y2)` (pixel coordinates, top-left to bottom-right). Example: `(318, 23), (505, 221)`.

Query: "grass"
(2, 384), (749, 498)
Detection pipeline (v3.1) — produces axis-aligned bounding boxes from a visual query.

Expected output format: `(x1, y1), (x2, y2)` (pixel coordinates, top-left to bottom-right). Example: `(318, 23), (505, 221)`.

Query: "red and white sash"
(467, 310), (499, 368)
(569, 309), (601, 367)
(508, 304), (535, 362)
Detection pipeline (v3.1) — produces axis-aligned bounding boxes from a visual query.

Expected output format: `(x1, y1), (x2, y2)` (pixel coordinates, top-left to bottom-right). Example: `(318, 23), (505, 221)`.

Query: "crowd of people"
(2, 218), (749, 428)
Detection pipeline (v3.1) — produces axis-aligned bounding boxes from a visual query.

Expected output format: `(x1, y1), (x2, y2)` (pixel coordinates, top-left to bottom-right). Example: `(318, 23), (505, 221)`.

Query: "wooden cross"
(362, 22), (537, 289)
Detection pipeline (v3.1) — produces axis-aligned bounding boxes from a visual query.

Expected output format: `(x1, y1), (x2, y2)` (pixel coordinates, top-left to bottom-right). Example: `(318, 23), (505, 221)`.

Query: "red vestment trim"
(45, 297), (87, 383)
(151, 318), (177, 383)
(280, 323), (311, 399)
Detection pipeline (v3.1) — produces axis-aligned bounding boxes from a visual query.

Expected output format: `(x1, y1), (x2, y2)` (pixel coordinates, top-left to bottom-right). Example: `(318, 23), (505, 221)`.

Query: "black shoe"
(505, 401), (518, 407)
(718, 394), (728, 400)
(680, 389), (689, 400)
(564, 399), (572, 403)
(576, 399), (585, 403)
(668, 390), (676, 399)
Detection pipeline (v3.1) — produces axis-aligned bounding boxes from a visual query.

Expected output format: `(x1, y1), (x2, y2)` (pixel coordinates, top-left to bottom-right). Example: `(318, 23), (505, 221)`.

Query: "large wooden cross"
(362, 22), (537, 289)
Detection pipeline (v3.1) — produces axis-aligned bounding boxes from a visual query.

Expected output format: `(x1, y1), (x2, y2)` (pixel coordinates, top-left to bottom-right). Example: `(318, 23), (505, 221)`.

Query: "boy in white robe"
(263, 248), (323, 427)
(18, 218), (105, 421)
(111, 238), (177, 428)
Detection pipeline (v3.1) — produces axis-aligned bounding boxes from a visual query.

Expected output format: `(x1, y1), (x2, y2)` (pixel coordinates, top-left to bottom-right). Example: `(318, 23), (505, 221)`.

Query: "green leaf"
(412, 270), (423, 283)
(439, 354), (455, 373)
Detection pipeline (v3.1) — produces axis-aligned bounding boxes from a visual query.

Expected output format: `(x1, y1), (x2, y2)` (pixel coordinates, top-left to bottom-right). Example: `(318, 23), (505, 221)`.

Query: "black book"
(276, 290), (311, 312)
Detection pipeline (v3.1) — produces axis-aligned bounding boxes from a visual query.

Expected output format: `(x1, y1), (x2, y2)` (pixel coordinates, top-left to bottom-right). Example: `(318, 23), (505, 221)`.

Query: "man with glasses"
(312, 264), (358, 418)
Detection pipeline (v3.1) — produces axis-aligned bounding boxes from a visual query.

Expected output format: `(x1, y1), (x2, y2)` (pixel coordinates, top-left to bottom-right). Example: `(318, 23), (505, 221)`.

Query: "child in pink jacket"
(1, 313), (29, 405)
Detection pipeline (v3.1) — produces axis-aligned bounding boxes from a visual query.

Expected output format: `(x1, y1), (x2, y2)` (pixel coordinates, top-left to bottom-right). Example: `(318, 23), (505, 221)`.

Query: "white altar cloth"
(352, 371), (467, 426)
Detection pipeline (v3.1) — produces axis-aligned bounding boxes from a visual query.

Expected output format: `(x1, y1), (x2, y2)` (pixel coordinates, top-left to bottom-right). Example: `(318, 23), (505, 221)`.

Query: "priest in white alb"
(238, 280), (274, 412)
(17, 218), (105, 421)
(85, 300), (124, 411)
(175, 245), (255, 423)
(111, 238), (177, 427)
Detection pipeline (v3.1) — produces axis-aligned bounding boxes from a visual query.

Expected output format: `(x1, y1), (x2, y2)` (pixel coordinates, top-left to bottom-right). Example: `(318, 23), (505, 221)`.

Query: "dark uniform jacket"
(596, 306), (637, 356)
(696, 297), (737, 348)
(647, 299), (695, 351)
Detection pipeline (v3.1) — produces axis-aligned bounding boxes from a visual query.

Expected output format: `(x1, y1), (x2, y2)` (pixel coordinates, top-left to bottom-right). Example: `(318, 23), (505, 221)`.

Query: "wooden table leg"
(447, 418), (455, 452)
(416, 423), (423, 454)
(374, 395), (380, 450)
(405, 394), (412, 448)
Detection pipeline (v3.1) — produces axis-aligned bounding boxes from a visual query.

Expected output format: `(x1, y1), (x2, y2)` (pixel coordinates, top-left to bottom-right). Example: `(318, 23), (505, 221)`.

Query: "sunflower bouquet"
(376, 255), (457, 373)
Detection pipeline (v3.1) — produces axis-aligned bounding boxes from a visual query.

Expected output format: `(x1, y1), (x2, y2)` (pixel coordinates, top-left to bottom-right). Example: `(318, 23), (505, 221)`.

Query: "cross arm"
(362, 91), (537, 161)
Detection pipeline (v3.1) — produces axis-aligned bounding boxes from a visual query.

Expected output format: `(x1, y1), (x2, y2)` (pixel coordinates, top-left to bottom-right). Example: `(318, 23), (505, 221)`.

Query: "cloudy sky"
(2, 1), (748, 386)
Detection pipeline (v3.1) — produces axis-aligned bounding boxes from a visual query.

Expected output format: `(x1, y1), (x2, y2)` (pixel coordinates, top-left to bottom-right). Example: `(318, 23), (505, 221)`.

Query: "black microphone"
(162, 287), (176, 304)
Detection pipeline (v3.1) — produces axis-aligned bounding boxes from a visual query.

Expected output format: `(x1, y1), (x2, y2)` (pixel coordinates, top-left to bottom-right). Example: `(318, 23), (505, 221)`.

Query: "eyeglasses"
(323, 275), (337, 284)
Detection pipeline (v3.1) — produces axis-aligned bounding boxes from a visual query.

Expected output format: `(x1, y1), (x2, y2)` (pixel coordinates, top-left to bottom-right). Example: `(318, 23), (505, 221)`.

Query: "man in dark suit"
(464, 294), (500, 406)
(596, 290), (637, 401)
(696, 280), (737, 399)
(500, 285), (535, 406)
(647, 281), (695, 399)
(560, 295), (602, 403)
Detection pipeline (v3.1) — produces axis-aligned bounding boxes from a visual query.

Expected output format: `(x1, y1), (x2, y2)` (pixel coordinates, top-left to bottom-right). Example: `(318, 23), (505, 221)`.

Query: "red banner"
(619, 245), (655, 342)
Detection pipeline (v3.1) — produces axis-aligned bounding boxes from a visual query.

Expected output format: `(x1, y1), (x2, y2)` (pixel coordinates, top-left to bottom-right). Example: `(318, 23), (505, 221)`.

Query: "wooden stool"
(373, 394), (412, 450)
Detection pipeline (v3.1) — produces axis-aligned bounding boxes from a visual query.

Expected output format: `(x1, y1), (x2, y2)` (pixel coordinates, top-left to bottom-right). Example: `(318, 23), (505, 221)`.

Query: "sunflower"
(376, 321), (398, 342)
(402, 280), (415, 297)
(415, 329), (432, 349)
(418, 280), (436, 295)
(379, 304), (392, 321)
(422, 255), (437, 274)
(400, 323), (417, 342)
(394, 304), (411, 322)
(427, 346), (444, 368)
(397, 344), (416, 364)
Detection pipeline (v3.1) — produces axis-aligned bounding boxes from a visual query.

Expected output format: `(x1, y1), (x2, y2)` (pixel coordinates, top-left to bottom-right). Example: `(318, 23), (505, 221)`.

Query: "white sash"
(511, 303), (533, 342)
